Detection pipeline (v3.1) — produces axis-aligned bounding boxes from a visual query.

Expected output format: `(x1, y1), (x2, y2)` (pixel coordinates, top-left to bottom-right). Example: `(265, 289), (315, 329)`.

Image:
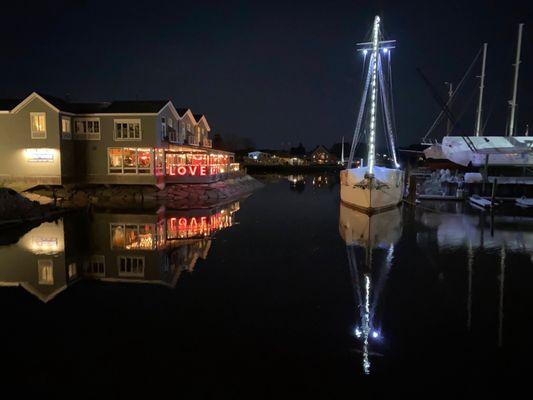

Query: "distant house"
(0, 92), (239, 189)
(310, 145), (336, 164)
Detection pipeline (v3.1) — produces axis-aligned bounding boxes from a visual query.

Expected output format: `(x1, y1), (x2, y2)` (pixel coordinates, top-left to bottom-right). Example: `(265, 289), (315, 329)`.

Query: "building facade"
(0, 92), (238, 189)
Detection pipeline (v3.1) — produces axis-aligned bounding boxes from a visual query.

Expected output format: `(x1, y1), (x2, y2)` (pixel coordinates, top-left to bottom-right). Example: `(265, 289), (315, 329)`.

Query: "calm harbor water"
(1, 173), (532, 397)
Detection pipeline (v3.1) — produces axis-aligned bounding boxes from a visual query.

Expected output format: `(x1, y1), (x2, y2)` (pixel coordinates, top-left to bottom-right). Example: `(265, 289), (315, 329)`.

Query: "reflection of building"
(0, 92), (238, 189)
(0, 217), (86, 302)
(339, 203), (402, 374)
(0, 202), (240, 302)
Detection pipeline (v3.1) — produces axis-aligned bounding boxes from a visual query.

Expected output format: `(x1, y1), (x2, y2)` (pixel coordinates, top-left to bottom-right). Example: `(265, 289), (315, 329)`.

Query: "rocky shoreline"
(22, 175), (263, 211)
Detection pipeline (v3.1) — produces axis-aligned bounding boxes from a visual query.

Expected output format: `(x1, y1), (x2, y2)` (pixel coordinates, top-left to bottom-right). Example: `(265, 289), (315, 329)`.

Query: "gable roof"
(176, 108), (191, 117)
(3, 92), (171, 114)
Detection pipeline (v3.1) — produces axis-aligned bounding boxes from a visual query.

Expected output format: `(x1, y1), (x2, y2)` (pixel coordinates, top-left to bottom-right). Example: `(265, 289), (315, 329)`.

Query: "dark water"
(1, 173), (532, 398)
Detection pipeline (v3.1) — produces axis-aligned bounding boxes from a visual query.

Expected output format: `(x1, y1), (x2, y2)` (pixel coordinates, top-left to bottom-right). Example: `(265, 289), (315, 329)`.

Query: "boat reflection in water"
(418, 207), (533, 346)
(0, 201), (240, 303)
(339, 203), (402, 374)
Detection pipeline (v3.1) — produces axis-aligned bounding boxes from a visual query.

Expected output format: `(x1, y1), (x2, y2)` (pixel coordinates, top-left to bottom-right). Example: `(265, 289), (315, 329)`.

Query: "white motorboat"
(469, 194), (495, 209)
(341, 15), (404, 213)
(516, 196), (533, 207)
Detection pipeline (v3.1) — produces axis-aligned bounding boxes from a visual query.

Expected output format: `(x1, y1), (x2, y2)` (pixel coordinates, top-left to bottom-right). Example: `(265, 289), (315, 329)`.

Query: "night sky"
(1, 0), (532, 149)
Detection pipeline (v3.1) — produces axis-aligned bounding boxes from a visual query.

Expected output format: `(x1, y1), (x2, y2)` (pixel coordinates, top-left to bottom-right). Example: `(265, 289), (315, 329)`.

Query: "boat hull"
(340, 166), (404, 213)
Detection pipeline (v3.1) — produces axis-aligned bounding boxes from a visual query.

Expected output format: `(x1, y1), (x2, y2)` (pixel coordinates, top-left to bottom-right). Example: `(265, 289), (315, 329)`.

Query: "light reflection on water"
(0, 173), (532, 394)
(0, 201), (241, 303)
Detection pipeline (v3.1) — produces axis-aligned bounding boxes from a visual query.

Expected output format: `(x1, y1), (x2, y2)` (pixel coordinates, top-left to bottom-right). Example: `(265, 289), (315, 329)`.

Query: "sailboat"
(340, 16), (404, 213)
(423, 23), (533, 168)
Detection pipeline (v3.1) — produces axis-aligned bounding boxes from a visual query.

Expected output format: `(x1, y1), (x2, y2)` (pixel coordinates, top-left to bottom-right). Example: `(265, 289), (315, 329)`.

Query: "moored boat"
(340, 15), (404, 213)
(516, 196), (533, 207)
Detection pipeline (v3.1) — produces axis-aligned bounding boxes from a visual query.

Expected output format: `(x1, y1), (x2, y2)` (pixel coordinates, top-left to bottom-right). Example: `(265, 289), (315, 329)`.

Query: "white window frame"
(30, 112), (47, 139)
(37, 259), (54, 285)
(61, 116), (72, 140)
(74, 118), (101, 140)
(114, 119), (142, 141)
(107, 147), (154, 175)
(84, 255), (105, 277)
(117, 255), (145, 278)
(110, 222), (156, 250)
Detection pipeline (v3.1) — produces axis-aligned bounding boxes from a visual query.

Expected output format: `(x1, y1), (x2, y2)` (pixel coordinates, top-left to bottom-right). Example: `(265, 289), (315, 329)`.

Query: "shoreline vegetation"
(0, 175), (263, 227)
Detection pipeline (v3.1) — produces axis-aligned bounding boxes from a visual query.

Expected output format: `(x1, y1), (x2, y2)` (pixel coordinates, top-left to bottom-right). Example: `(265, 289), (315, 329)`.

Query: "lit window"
(61, 117), (71, 139)
(74, 118), (100, 140)
(168, 118), (173, 128)
(108, 147), (123, 173)
(118, 256), (145, 277)
(30, 113), (46, 139)
(107, 148), (152, 174)
(110, 223), (156, 250)
(38, 260), (54, 285)
(68, 262), (77, 279)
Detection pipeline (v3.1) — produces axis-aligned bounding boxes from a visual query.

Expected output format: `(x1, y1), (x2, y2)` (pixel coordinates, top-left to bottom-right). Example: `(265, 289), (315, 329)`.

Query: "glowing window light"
(24, 148), (55, 163)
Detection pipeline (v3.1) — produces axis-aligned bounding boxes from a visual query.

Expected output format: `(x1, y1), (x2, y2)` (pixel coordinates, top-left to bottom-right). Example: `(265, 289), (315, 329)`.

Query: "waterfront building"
(310, 145), (336, 165)
(0, 92), (239, 189)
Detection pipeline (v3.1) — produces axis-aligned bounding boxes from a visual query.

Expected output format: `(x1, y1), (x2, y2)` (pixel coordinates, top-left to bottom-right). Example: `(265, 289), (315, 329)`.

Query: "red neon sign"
(169, 165), (208, 176)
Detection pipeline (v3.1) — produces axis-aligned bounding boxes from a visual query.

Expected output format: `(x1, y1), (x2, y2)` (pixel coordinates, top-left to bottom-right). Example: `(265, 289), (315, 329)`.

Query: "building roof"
(176, 108), (191, 117)
(0, 92), (171, 114)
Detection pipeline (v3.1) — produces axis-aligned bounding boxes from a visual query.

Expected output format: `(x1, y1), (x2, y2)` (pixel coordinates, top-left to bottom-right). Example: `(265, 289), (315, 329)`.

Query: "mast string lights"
(367, 15), (380, 176)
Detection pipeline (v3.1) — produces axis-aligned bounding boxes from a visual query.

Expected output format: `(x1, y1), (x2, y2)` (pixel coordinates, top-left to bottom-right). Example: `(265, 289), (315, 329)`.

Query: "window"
(110, 223), (156, 250)
(61, 117), (71, 139)
(168, 118), (173, 128)
(84, 255), (105, 277)
(68, 262), (77, 279)
(161, 117), (167, 140)
(107, 147), (153, 174)
(74, 118), (100, 140)
(38, 260), (54, 285)
(30, 113), (46, 139)
(118, 256), (145, 277)
(187, 122), (191, 131)
(115, 119), (141, 140)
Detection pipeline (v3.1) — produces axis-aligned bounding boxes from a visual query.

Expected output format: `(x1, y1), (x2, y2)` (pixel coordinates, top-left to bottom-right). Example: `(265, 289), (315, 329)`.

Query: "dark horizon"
(1, 0), (532, 149)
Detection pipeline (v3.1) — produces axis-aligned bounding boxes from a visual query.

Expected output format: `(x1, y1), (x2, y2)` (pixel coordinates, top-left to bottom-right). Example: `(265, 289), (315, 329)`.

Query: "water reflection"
(339, 203), (402, 374)
(0, 201), (240, 303)
(417, 207), (533, 347)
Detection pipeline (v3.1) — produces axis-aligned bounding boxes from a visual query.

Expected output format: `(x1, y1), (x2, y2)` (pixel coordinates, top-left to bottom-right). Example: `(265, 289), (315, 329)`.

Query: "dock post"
(491, 178), (497, 208)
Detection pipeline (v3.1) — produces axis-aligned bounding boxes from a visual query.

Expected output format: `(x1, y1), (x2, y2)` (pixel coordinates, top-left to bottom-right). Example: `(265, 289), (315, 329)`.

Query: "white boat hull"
(340, 166), (404, 213)
(425, 136), (533, 167)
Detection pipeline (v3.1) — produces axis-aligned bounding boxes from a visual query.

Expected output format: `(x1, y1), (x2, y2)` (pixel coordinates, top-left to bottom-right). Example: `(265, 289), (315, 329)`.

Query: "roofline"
(11, 92), (61, 114)
(196, 114), (211, 131)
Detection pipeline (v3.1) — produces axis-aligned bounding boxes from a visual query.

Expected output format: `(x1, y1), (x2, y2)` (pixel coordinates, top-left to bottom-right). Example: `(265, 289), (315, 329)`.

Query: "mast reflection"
(418, 208), (533, 347)
(339, 203), (402, 374)
(0, 201), (240, 303)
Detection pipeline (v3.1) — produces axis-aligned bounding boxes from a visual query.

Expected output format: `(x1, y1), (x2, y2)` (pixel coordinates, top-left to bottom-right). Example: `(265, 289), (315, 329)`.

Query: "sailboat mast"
(475, 43), (488, 136)
(367, 16), (381, 175)
(341, 136), (345, 164)
(509, 23), (524, 137)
